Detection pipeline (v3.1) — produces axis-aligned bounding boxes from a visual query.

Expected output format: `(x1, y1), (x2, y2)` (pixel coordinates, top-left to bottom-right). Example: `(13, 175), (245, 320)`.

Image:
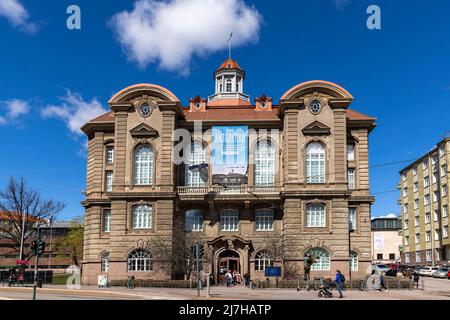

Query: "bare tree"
(0, 177), (65, 260)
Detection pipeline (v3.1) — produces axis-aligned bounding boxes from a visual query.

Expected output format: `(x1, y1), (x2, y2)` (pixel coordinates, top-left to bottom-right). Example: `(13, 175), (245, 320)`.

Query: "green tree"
(54, 216), (83, 266)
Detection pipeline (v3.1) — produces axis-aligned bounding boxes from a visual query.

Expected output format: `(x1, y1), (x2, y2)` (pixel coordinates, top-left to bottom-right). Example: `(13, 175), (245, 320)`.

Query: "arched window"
(254, 140), (275, 186)
(306, 203), (326, 227)
(134, 145), (153, 185)
(185, 142), (206, 187)
(185, 209), (203, 232)
(306, 143), (325, 183)
(132, 204), (152, 229)
(127, 249), (153, 272)
(101, 253), (109, 272)
(350, 251), (358, 271)
(304, 248), (330, 271)
(255, 250), (274, 271)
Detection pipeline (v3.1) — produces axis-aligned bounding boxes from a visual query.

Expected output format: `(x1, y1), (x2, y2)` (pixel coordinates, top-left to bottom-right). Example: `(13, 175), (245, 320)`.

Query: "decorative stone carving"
(130, 123), (159, 139)
(132, 95), (158, 118)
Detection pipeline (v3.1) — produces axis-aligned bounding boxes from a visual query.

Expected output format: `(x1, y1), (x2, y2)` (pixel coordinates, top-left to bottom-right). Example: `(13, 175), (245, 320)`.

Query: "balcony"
(177, 185), (282, 200)
(396, 182), (401, 190)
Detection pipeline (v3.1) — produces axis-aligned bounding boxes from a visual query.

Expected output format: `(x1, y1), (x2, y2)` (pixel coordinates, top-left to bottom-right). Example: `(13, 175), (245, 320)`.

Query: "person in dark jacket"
(413, 272), (420, 289)
(335, 270), (344, 298)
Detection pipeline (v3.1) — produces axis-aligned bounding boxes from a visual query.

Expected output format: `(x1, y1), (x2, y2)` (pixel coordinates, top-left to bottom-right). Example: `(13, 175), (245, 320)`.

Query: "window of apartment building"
(443, 185), (448, 198)
(443, 205), (448, 218)
(254, 140), (275, 186)
(441, 164), (447, 177)
(185, 209), (203, 232)
(432, 154), (438, 165)
(424, 194), (430, 206)
(185, 142), (206, 187)
(103, 209), (111, 233)
(426, 250), (432, 262)
(405, 236), (410, 246)
(435, 229), (441, 241)
(350, 251), (358, 271)
(415, 234), (420, 244)
(105, 171), (113, 192)
(349, 207), (357, 231)
(403, 187), (408, 198)
(348, 169), (355, 190)
(413, 167), (417, 175)
(426, 231), (431, 242)
(106, 147), (114, 164)
(404, 204), (408, 214)
(415, 217), (420, 227)
(402, 173), (407, 182)
(377, 254), (383, 260)
(414, 199), (419, 210)
(220, 209), (239, 231)
(134, 145), (154, 185)
(425, 212), (431, 224)
(443, 226), (449, 238)
(413, 182), (418, 193)
(405, 253), (411, 263)
(434, 211), (440, 222)
(127, 249), (153, 272)
(132, 204), (152, 229)
(423, 159), (429, 170)
(433, 191), (440, 203)
(439, 145), (445, 156)
(424, 176), (429, 188)
(305, 248), (330, 271)
(101, 253), (109, 272)
(306, 143), (325, 183)
(415, 252), (421, 263)
(347, 144), (355, 161)
(255, 209), (274, 231)
(306, 204), (326, 228)
(432, 171), (439, 184)
(389, 253), (395, 260)
(404, 219), (409, 230)
(255, 250), (274, 271)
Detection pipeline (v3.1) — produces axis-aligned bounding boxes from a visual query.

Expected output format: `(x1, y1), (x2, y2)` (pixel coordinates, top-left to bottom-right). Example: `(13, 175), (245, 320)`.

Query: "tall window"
(132, 205), (152, 229)
(255, 209), (274, 231)
(426, 250), (432, 262)
(306, 143), (325, 183)
(185, 142), (206, 187)
(106, 147), (114, 164)
(134, 145), (153, 185)
(348, 169), (355, 190)
(254, 141), (275, 186)
(101, 253), (109, 272)
(349, 207), (357, 231)
(350, 251), (358, 271)
(304, 248), (330, 271)
(347, 144), (355, 161)
(220, 209), (239, 231)
(127, 249), (153, 272)
(255, 251), (274, 271)
(424, 176), (429, 188)
(103, 209), (111, 233)
(405, 253), (410, 263)
(105, 171), (113, 192)
(415, 252), (421, 263)
(306, 204), (326, 228)
(226, 77), (232, 92)
(185, 209), (203, 232)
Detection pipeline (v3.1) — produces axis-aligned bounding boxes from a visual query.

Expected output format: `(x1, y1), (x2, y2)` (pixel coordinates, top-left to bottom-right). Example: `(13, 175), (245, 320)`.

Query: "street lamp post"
(18, 211), (27, 261)
(48, 215), (54, 270)
(349, 221), (355, 283)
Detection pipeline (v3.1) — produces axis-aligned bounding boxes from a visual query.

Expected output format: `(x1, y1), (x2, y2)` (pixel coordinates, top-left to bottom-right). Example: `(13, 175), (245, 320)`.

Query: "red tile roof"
(89, 111), (115, 122)
(346, 109), (376, 121)
(217, 58), (242, 71)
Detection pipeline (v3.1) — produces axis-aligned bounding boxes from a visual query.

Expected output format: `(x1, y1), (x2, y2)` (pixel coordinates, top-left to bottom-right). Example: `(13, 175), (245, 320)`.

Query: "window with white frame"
(414, 199), (419, 209)
(103, 209), (111, 232)
(432, 155), (438, 165)
(424, 176), (429, 188)
(415, 252), (421, 263)
(405, 236), (409, 246)
(348, 169), (355, 190)
(127, 249), (153, 272)
(439, 145), (445, 156)
(443, 185), (448, 198)
(415, 217), (419, 227)
(347, 144), (355, 161)
(443, 226), (448, 238)
(434, 211), (440, 222)
(304, 248), (330, 271)
(413, 182), (418, 193)
(254, 141), (276, 186)
(255, 250), (274, 271)
(426, 250), (432, 262)
(404, 204), (408, 214)
(185, 142), (206, 187)
(433, 171), (439, 184)
(423, 159), (428, 170)
(435, 229), (441, 241)
(185, 209), (203, 232)
(132, 205), (152, 229)
(413, 167), (417, 175)
(225, 77), (232, 92)
(424, 194), (430, 206)
(426, 231), (431, 242)
(404, 219), (408, 230)
(101, 253), (109, 272)
(443, 205), (448, 217)
(415, 234), (420, 244)
(402, 173), (407, 182)
(350, 251), (358, 271)
(405, 253), (410, 263)
(255, 209), (274, 231)
(348, 207), (357, 231)
(425, 213), (431, 224)
(134, 145), (153, 185)
(220, 209), (239, 231)
(433, 191), (440, 202)
(306, 143), (325, 183)
(441, 164), (447, 177)
(105, 171), (113, 192)
(106, 146), (114, 164)
(306, 204), (326, 228)
(403, 187), (408, 197)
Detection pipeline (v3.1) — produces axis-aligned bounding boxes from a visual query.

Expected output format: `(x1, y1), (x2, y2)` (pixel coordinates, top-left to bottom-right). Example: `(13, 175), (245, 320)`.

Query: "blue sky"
(0, 0), (449, 220)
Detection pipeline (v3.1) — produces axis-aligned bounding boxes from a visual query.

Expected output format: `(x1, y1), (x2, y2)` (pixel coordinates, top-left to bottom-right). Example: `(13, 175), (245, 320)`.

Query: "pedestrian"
(335, 270), (344, 298)
(225, 270), (232, 287)
(235, 272), (242, 285)
(243, 273), (250, 287)
(413, 272), (420, 289)
(379, 273), (388, 292)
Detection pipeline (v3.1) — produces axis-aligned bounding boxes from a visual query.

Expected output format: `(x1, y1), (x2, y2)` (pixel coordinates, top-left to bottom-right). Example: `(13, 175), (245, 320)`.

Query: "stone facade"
(81, 59), (376, 285)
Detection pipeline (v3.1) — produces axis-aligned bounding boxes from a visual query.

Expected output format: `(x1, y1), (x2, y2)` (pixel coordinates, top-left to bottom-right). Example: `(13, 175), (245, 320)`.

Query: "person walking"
(335, 270), (344, 298)
(379, 273), (388, 292)
(413, 272), (420, 289)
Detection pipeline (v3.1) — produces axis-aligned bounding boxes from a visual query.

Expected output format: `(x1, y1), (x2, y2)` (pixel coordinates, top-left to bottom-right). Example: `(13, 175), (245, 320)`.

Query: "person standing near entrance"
(225, 270), (232, 287)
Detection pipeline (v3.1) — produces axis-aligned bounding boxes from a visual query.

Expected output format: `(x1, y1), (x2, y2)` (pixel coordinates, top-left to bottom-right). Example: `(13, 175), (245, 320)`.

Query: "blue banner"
(265, 267), (282, 277)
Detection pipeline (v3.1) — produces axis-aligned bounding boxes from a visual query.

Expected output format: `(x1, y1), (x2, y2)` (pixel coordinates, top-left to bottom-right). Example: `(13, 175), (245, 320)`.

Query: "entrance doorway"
(217, 250), (240, 284)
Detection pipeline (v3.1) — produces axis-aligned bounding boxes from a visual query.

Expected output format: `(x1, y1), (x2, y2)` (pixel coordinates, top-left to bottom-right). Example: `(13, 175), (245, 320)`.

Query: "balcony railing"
(177, 185), (282, 196)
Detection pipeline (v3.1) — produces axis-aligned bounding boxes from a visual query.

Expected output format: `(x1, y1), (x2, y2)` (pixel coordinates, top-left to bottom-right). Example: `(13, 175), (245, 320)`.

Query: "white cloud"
(0, 98), (30, 126)
(0, 0), (39, 33)
(41, 90), (108, 135)
(110, 0), (262, 75)
(374, 213), (399, 219)
(334, 0), (351, 10)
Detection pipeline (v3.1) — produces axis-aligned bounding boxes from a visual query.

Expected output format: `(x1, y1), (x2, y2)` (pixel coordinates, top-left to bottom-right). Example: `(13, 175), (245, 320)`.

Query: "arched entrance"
(217, 250), (240, 283)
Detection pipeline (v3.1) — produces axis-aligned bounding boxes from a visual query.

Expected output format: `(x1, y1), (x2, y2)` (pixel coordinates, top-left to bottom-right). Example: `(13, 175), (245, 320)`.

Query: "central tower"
(207, 58), (251, 106)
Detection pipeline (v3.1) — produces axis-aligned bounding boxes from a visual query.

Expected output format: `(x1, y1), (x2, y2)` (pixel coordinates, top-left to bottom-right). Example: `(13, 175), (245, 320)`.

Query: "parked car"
(413, 266), (423, 274)
(372, 264), (389, 274)
(433, 268), (449, 279)
(419, 266), (439, 277)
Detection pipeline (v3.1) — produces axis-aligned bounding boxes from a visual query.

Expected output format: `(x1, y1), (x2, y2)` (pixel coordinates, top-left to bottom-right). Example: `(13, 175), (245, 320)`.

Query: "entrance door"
(217, 250), (240, 284)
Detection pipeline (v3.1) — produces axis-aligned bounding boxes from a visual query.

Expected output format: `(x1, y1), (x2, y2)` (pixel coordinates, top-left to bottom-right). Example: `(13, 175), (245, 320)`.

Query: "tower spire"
(228, 32), (233, 59)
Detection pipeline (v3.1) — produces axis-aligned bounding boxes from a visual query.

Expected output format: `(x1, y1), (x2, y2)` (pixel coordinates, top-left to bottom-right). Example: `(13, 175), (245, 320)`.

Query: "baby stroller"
(318, 279), (336, 298)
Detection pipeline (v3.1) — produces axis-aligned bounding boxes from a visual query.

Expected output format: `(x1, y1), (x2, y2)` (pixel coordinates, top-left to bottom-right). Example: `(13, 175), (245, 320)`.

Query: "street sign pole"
(32, 227), (40, 301)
